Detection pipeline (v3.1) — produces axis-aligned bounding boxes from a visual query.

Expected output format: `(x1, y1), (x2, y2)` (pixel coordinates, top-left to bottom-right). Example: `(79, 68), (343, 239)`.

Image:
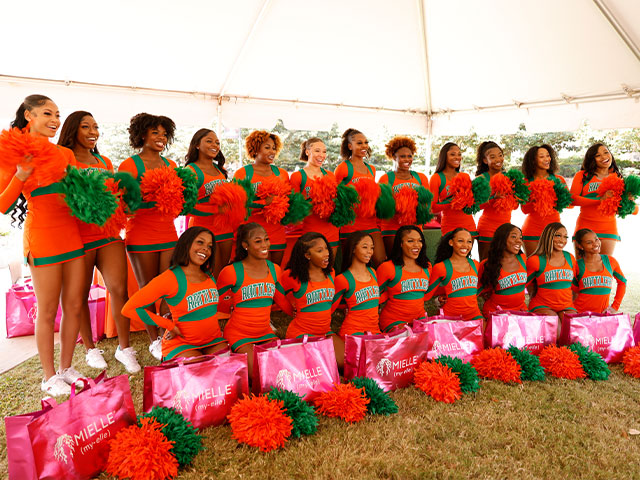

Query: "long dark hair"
(581, 143), (621, 180)
(341, 230), (374, 273)
(480, 223), (522, 290)
(531, 222), (566, 259)
(58, 111), (99, 154)
(233, 222), (266, 262)
(475, 141), (503, 176)
(285, 232), (334, 282)
(434, 228), (471, 264)
(521, 144), (558, 179)
(170, 227), (215, 274)
(435, 142), (460, 173)
(185, 128), (228, 178)
(389, 225), (430, 268)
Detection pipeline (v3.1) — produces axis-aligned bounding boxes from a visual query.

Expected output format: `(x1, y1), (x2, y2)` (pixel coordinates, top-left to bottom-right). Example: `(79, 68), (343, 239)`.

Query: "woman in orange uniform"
(429, 143), (478, 240)
(185, 128), (233, 278)
(332, 231), (381, 336)
(378, 136), (430, 257)
(572, 228), (626, 313)
(58, 111), (140, 373)
(233, 131), (289, 265)
(427, 228), (482, 321)
(117, 113), (178, 360)
(289, 137), (340, 256)
(0, 95), (85, 396)
(122, 227), (227, 360)
(217, 223), (293, 376)
(282, 232), (343, 367)
(334, 128), (385, 267)
(478, 223), (528, 319)
(526, 223), (577, 332)
(377, 225), (432, 332)
(521, 144), (569, 256)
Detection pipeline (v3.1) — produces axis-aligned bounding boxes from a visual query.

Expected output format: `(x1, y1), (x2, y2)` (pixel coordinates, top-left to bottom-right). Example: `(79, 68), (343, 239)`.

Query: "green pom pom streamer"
(619, 174), (640, 218)
(463, 175), (490, 215)
(551, 176), (572, 213)
(349, 377), (398, 415)
(434, 355), (480, 393)
(266, 387), (319, 437)
(232, 177), (256, 213)
(282, 191), (311, 225)
(568, 342), (611, 381)
(174, 167), (199, 215)
(138, 406), (204, 467)
(59, 166), (118, 226)
(112, 171), (141, 213)
(507, 346), (545, 381)
(376, 183), (396, 219)
(330, 183), (359, 227)
(416, 186), (435, 224)
(505, 168), (530, 205)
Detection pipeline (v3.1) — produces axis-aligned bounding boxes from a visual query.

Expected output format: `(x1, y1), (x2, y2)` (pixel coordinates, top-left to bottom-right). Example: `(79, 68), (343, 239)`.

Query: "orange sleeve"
(289, 171), (302, 193)
(280, 269), (299, 308)
(526, 255), (541, 287)
(277, 167), (290, 182)
(101, 155), (115, 173)
(418, 173), (429, 190)
(429, 173), (448, 213)
(427, 262), (445, 296)
(117, 157), (138, 176)
(332, 273), (349, 312)
(273, 264), (294, 317)
(378, 173), (389, 185)
(570, 171), (599, 207)
(0, 174), (25, 214)
(121, 270), (178, 331)
(216, 264), (238, 314)
(232, 166), (247, 180)
(59, 146), (76, 167)
(334, 162), (348, 183)
(376, 261), (394, 294)
(609, 256), (627, 311)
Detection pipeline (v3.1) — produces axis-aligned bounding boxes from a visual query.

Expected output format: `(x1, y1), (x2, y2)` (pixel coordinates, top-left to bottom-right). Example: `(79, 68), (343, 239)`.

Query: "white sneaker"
(149, 337), (163, 361)
(41, 374), (70, 397)
(85, 348), (108, 369)
(58, 366), (83, 385)
(115, 346), (141, 373)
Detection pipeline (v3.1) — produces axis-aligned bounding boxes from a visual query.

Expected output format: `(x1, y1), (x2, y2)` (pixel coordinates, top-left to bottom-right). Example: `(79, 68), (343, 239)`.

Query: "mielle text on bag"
(413, 314), (483, 362)
(485, 310), (557, 355)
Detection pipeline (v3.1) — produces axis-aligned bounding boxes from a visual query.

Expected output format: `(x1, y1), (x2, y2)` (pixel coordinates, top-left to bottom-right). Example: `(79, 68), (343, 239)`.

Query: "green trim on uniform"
(32, 247), (85, 267)
(339, 227), (380, 240)
(180, 304), (219, 322)
(231, 333), (278, 352)
(381, 229), (398, 237)
(215, 232), (234, 242)
(164, 337), (226, 360)
(190, 207), (213, 217)
(295, 331), (334, 339)
(478, 236), (493, 243)
(31, 183), (61, 197)
(523, 235), (540, 241)
(328, 240), (340, 248)
(2, 198), (18, 215)
(92, 152), (108, 168)
(83, 237), (121, 251)
(595, 233), (621, 241)
(126, 241), (177, 252)
(166, 267), (188, 307)
(383, 320), (407, 332)
(269, 243), (287, 252)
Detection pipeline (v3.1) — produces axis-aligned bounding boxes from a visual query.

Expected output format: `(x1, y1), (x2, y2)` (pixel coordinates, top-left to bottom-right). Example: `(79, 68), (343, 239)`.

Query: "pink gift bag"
(485, 310), (557, 355)
(560, 311), (634, 363)
(143, 349), (249, 428)
(343, 325), (429, 391)
(413, 314), (483, 361)
(253, 335), (340, 401)
(633, 313), (640, 345)
(5, 282), (61, 338)
(76, 285), (106, 344)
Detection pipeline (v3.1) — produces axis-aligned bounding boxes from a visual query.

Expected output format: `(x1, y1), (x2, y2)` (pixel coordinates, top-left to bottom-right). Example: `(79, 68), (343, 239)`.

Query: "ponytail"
(300, 137), (324, 162)
(10, 94), (51, 129)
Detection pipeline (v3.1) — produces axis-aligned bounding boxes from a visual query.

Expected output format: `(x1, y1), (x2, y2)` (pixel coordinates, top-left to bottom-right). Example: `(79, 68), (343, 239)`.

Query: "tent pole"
(592, 0), (640, 64)
(417, 0), (433, 116)
(216, 97), (222, 133)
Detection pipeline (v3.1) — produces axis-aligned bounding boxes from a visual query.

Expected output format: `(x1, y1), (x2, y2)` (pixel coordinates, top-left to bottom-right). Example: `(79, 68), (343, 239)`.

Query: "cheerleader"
(185, 128), (232, 278)
(282, 232), (343, 368)
(378, 136), (430, 257)
(0, 95), (85, 396)
(377, 225), (432, 332)
(332, 231), (381, 336)
(478, 223), (528, 319)
(521, 144), (568, 256)
(289, 137), (340, 256)
(334, 128), (386, 267)
(429, 143), (478, 238)
(572, 228), (626, 313)
(122, 227), (228, 360)
(427, 228), (483, 321)
(217, 223), (293, 377)
(57, 111), (140, 373)
(117, 113), (178, 360)
(233, 131), (289, 265)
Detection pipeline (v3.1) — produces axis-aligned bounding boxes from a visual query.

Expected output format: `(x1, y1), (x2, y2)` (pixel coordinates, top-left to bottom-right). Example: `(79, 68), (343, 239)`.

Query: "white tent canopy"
(1, 0), (639, 135)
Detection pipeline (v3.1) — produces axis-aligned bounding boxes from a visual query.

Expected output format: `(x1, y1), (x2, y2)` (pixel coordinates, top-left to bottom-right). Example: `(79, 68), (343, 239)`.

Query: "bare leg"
(236, 344), (256, 383)
(128, 251), (161, 341)
(331, 334), (344, 370)
(78, 249), (98, 350)
(599, 239), (616, 256)
(214, 239), (233, 279)
(383, 235), (394, 259)
(478, 241), (490, 261)
(96, 242), (130, 349)
(270, 250), (284, 266)
(59, 257), (87, 370)
(370, 231), (386, 268)
(524, 240), (538, 257)
(203, 342), (229, 354)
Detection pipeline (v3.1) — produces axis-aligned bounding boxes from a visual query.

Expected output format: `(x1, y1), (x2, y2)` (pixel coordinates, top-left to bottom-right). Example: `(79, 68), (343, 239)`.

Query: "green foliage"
(282, 191), (311, 225)
(505, 168), (530, 204)
(349, 377), (398, 415)
(330, 184), (359, 227)
(568, 343), (611, 381)
(620, 175), (640, 218)
(416, 186), (435, 223)
(59, 166), (118, 226)
(266, 387), (319, 437)
(376, 183), (396, 219)
(551, 176), (573, 212)
(463, 175), (490, 215)
(506, 346), (545, 381)
(434, 356), (480, 393)
(174, 167), (199, 215)
(112, 171), (141, 212)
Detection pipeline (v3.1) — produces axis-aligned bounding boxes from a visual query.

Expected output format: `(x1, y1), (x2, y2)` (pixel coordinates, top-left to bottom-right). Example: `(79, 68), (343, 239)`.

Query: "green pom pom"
(619, 175), (640, 218)
(112, 171), (141, 213)
(349, 377), (398, 415)
(330, 183), (359, 227)
(376, 183), (396, 219)
(505, 168), (530, 205)
(463, 175), (490, 215)
(568, 342), (610, 381)
(282, 191), (311, 225)
(232, 177), (256, 212)
(138, 406), (204, 467)
(434, 355), (480, 393)
(416, 186), (435, 224)
(551, 176), (572, 213)
(266, 387), (319, 437)
(507, 346), (546, 381)
(174, 167), (198, 215)
(59, 166), (118, 226)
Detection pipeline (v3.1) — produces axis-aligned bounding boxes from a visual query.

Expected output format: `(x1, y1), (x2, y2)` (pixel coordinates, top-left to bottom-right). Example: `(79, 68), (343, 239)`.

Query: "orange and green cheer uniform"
(281, 269), (335, 338)
(334, 160), (379, 239)
(217, 260), (293, 350)
(377, 260), (432, 332)
(333, 268), (381, 336)
(477, 172), (513, 243)
(572, 254), (626, 313)
(521, 174), (568, 242)
(186, 163), (233, 243)
(429, 172), (478, 237)
(570, 171), (621, 241)
(289, 169), (339, 247)
(526, 251), (577, 313)
(122, 267), (225, 360)
(233, 165), (290, 251)
(118, 155), (178, 253)
(378, 170), (430, 238)
(427, 258), (483, 321)
(478, 254), (528, 318)
(0, 145), (85, 267)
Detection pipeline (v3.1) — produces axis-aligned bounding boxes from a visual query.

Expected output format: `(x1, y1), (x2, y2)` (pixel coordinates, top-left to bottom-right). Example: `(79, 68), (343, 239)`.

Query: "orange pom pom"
(99, 177), (128, 238)
(106, 417), (178, 480)
(449, 174), (475, 211)
(140, 167), (184, 217)
(309, 174), (338, 219)
(539, 345), (587, 379)
(227, 395), (293, 452)
(597, 174), (624, 216)
(314, 383), (369, 423)
(394, 185), (418, 225)
(489, 173), (519, 212)
(413, 361), (462, 403)
(471, 348), (522, 384)
(257, 176), (291, 224)
(352, 178), (380, 218)
(527, 178), (556, 217)
(623, 346), (640, 378)
(208, 181), (249, 232)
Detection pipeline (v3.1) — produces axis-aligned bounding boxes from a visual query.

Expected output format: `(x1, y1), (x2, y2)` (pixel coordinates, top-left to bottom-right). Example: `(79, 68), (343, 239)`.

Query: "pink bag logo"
(52, 411), (117, 463)
(28, 305), (38, 323)
(376, 358), (392, 376)
(375, 356), (419, 377)
(432, 340), (468, 355)
(53, 434), (75, 464)
(275, 367), (324, 389)
(275, 369), (293, 389)
(171, 385), (234, 414)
